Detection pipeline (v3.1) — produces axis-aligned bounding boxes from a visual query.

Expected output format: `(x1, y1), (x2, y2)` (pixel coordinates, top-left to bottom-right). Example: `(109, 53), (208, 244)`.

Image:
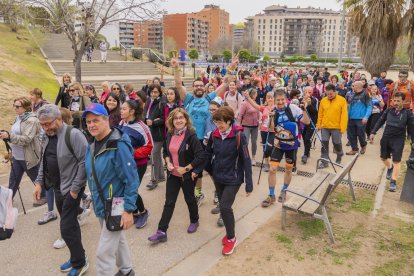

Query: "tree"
(346, 0), (405, 76)
(188, 48), (199, 60)
(394, 36), (410, 64)
(222, 49), (232, 62)
(297, 56), (305, 61)
(408, 1), (414, 71)
(0, 0), (25, 32)
(310, 54), (318, 61)
(263, 55), (270, 62)
(168, 50), (178, 59)
(211, 37), (231, 55)
(26, 0), (159, 82)
(238, 49), (251, 62)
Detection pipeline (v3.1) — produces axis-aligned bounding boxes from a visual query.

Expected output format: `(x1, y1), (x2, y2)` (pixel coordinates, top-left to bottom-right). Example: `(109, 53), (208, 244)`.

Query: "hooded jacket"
(85, 128), (139, 218)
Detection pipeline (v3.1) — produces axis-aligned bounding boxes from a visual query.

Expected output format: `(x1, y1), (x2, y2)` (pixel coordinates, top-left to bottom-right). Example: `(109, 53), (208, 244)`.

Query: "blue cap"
(82, 103), (109, 118)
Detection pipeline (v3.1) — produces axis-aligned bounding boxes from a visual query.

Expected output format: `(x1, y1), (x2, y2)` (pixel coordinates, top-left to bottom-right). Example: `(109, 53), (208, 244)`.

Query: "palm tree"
(407, 0), (414, 71)
(346, 0), (406, 76)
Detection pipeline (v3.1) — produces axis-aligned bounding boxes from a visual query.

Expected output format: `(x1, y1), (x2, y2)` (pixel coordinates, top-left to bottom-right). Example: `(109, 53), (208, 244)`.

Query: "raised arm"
(216, 54), (239, 98)
(171, 58), (186, 101)
(242, 90), (261, 111)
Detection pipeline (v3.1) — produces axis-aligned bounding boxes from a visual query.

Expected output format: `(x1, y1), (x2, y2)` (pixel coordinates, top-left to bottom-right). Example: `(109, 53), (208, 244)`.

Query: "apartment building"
(119, 21), (134, 48)
(133, 20), (163, 51)
(232, 24), (246, 49)
(197, 5), (231, 49)
(250, 5), (358, 58)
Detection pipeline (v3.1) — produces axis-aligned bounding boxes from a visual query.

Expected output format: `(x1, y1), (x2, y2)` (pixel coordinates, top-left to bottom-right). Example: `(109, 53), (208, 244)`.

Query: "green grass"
(275, 233), (293, 246)
(372, 259), (406, 276)
(331, 189), (374, 213)
(0, 23), (58, 102)
(297, 219), (325, 240)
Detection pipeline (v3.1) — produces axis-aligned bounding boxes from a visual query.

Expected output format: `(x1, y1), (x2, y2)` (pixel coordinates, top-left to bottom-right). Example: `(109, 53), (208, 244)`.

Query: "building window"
(257, 35), (260, 40)
(270, 19), (273, 23)
(263, 19), (266, 23)
(262, 41), (265, 46)
(270, 30), (272, 34)
(274, 42), (276, 46)
(279, 41), (281, 46)
(279, 25), (282, 29)
(270, 25), (272, 29)
(269, 42), (271, 46)
(279, 47), (281, 52)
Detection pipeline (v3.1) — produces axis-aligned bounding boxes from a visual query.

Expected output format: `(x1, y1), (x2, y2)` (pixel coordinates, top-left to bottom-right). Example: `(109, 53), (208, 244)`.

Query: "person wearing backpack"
(369, 92), (414, 192)
(388, 70), (414, 111)
(224, 81), (243, 118)
(82, 103), (139, 276)
(33, 104), (89, 276)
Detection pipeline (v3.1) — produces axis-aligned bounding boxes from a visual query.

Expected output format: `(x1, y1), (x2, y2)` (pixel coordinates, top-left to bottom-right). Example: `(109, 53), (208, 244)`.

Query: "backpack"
(65, 126), (91, 160)
(224, 91), (240, 109)
(273, 104), (299, 142)
(0, 186), (18, 240)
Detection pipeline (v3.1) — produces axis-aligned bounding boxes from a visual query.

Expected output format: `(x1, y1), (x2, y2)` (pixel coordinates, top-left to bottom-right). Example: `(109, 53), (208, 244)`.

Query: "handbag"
(91, 156), (124, 231)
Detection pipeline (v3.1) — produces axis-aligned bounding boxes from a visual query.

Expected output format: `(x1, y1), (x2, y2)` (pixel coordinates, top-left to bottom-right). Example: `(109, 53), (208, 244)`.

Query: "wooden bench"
(281, 154), (359, 243)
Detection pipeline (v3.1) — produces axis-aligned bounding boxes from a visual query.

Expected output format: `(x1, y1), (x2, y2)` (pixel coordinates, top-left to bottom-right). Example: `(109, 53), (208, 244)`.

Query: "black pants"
(55, 187), (86, 269)
(158, 175), (198, 232)
(366, 113), (380, 137)
(348, 119), (367, 151)
(302, 125), (315, 157)
(214, 182), (241, 239)
(135, 164), (147, 213)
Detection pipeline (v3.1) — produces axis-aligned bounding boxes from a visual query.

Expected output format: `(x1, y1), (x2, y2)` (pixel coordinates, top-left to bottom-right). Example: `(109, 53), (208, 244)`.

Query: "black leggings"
(215, 182), (241, 239)
(135, 163), (148, 213)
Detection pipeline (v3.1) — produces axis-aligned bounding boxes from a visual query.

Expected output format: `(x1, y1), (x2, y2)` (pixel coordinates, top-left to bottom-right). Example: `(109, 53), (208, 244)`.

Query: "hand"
(146, 119), (153, 126)
(176, 166), (187, 175)
(120, 211), (133, 230)
(170, 58), (179, 68)
(191, 172), (198, 181)
(362, 118), (368, 125)
(369, 134), (375, 144)
(70, 191), (78, 199)
(246, 192), (251, 197)
(166, 162), (174, 172)
(33, 183), (42, 200)
(231, 54), (239, 67)
(269, 111), (275, 117)
(0, 132), (9, 139)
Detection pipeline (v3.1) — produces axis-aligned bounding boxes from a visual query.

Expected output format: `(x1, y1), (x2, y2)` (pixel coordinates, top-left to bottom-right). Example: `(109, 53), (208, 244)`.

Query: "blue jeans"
(9, 158), (42, 198)
(347, 119), (367, 151)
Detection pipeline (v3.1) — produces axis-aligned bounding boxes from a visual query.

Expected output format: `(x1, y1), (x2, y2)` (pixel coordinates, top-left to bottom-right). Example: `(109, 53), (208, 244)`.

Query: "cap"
(368, 80), (375, 85)
(82, 103), (108, 118)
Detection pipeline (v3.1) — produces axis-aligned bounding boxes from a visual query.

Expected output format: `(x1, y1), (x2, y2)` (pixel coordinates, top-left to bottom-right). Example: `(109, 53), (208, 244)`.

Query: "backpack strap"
(65, 126), (79, 161)
(185, 96), (194, 110)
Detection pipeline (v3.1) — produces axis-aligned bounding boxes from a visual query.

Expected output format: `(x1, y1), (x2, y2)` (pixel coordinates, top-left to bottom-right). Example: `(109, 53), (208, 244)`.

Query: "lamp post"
(338, 2), (346, 70)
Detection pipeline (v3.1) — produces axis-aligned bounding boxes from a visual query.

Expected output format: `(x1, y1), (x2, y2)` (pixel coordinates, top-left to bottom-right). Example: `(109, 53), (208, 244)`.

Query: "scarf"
(220, 126), (232, 140)
(174, 127), (187, 136)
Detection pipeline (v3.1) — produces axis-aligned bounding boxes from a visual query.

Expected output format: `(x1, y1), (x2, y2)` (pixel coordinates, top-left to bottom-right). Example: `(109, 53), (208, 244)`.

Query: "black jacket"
(55, 85), (71, 108)
(144, 97), (165, 142)
(163, 130), (205, 180)
(301, 96), (318, 126)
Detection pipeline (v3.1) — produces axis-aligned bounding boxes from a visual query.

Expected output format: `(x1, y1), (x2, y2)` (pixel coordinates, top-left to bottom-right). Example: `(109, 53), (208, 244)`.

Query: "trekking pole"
(303, 108), (337, 173)
(310, 129), (317, 150)
(17, 187), (26, 215)
(257, 115), (273, 185)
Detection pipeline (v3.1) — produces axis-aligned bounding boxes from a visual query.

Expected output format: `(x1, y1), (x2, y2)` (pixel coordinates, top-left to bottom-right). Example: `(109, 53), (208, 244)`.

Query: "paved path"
(0, 132), (385, 275)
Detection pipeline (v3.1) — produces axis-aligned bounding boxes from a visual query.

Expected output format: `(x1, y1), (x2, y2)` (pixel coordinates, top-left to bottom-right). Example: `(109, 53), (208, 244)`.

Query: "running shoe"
(217, 215), (224, 227)
(54, 238), (67, 249)
(278, 191), (286, 203)
(187, 222), (199, 233)
(146, 180), (158, 190)
(213, 191), (219, 204)
(115, 269), (136, 276)
(81, 194), (92, 209)
(148, 230), (167, 243)
(261, 195), (276, 208)
(135, 210), (149, 229)
(386, 166), (394, 180)
(77, 208), (91, 227)
(67, 260), (89, 276)
(301, 155), (308, 164)
(60, 259), (72, 272)
(222, 237), (237, 255)
(196, 193), (205, 207)
(292, 167), (298, 175)
(38, 211), (57, 225)
(318, 161), (329, 169)
(389, 180), (397, 192)
(211, 203), (220, 214)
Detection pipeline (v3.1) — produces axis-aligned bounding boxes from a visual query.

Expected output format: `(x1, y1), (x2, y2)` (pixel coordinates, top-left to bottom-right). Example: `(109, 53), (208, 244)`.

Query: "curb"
(372, 167), (387, 218)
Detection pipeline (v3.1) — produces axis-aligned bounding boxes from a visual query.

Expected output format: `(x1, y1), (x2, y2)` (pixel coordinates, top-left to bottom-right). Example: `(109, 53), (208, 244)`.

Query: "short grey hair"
(37, 104), (60, 120)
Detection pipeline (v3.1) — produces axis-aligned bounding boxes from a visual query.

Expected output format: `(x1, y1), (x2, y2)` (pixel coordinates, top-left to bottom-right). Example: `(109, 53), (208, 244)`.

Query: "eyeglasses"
(150, 90), (160, 93)
(112, 87), (120, 90)
(68, 88), (79, 92)
(13, 104), (22, 108)
(173, 116), (185, 121)
(209, 108), (218, 112)
(39, 118), (57, 128)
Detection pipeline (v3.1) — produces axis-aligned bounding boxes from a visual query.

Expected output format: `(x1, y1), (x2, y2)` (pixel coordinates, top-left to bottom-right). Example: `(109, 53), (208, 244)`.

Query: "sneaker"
(318, 161), (329, 169)
(60, 259), (72, 272)
(386, 166), (394, 180)
(53, 238), (67, 249)
(213, 191), (219, 204)
(261, 195), (276, 208)
(301, 155), (308, 164)
(346, 150), (358, 156)
(187, 222), (199, 233)
(360, 146), (367, 155)
(251, 159), (256, 166)
(278, 191), (286, 203)
(389, 180), (397, 192)
(217, 215), (224, 227)
(291, 167), (298, 175)
(67, 260), (89, 276)
(146, 181), (158, 190)
(222, 235), (228, 245)
(222, 237), (237, 255)
(335, 156), (342, 164)
(264, 164), (270, 172)
(38, 211), (57, 225)
(211, 203), (220, 214)
(77, 208), (91, 227)
(346, 141), (350, 146)
(33, 197), (47, 207)
(196, 193), (205, 207)
(82, 194), (92, 209)
(115, 269), (136, 276)
(134, 210), (149, 229)
(148, 230), (167, 243)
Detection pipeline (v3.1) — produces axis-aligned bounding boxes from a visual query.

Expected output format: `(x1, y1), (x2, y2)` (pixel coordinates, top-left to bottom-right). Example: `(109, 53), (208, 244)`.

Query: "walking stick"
(257, 116), (273, 185)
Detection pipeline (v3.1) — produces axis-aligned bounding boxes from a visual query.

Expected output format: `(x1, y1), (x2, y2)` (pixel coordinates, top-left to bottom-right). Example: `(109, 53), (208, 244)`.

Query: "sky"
(160, 0), (342, 24)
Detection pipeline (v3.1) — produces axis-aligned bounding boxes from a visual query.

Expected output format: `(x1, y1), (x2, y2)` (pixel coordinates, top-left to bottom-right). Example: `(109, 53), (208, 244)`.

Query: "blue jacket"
(348, 90), (373, 120)
(85, 128), (139, 218)
(205, 125), (253, 192)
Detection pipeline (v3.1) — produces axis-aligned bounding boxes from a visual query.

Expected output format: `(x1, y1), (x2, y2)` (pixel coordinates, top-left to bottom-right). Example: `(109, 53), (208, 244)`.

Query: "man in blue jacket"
(347, 81), (373, 155)
(83, 103), (139, 276)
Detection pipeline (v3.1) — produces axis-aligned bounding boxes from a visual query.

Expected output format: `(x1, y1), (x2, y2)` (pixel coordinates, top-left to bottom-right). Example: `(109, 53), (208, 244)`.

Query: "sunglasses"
(112, 87), (120, 90)
(399, 75), (408, 79)
(13, 104), (22, 108)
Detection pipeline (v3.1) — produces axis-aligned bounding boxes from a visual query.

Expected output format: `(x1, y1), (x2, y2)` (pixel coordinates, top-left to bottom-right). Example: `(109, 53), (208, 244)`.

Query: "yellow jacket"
(316, 96), (348, 133)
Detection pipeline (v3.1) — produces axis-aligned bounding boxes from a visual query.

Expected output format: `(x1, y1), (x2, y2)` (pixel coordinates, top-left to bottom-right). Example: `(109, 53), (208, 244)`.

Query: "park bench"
(281, 154), (359, 243)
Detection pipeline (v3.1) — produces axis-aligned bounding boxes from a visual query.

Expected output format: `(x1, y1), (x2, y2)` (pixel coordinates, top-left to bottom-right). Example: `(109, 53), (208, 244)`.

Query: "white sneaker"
(251, 159), (256, 166)
(78, 208), (91, 227)
(53, 238), (66, 249)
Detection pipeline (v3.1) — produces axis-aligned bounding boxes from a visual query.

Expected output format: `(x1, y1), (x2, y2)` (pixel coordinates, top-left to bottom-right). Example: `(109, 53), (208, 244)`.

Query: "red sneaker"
(222, 235), (227, 245)
(222, 237), (237, 255)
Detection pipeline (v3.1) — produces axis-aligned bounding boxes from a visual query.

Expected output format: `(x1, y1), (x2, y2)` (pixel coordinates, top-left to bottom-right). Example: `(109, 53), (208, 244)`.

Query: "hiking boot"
(222, 237), (237, 255)
(115, 269), (135, 276)
(146, 181), (158, 190)
(81, 194), (92, 209)
(217, 215), (224, 227)
(134, 210), (149, 229)
(77, 208), (91, 227)
(187, 222), (199, 233)
(386, 166), (394, 180)
(301, 155), (308, 164)
(148, 230), (167, 243)
(38, 211), (57, 225)
(389, 180), (397, 192)
(211, 203), (220, 214)
(360, 146), (367, 155)
(318, 161), (329, 169)
(33, 197), (47, 207)
(278, 191), (286, 203)
(67, 260), (89, 276)
(346, 150), (358, 156)
(291, 167), (298, 175)
(196, 193), (205, 207)
(335, 155), (342, 164)
(261, 195), (276, 208)
(54, 238), (66, 249)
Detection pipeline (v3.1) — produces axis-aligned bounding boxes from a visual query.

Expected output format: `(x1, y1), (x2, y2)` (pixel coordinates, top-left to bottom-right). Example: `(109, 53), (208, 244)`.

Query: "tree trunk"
(409, 34), (414, 72)
(74, 53), (82, 82)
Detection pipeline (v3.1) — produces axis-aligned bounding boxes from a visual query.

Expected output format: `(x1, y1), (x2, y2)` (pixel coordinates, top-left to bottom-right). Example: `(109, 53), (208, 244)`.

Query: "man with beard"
(172, 56), (238, 206)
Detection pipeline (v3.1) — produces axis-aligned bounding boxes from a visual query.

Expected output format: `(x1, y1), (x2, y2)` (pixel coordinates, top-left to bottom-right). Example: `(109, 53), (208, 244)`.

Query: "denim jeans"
(8, 158), (42, 198)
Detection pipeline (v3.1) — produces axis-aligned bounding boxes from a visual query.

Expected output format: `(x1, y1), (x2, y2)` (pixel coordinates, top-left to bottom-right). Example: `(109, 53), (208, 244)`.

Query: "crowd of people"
(1, 54), (414, 275)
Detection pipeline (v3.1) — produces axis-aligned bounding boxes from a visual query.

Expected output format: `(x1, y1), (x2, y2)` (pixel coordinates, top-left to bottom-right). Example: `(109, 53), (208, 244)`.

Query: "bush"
(310, 54), (317, 60)
(297, 56), (305, 61)
(132, 49), (143, 59)
(168, 50), (178, 59)
(188, 48), (199, 60)
(111, 46), (121, 51)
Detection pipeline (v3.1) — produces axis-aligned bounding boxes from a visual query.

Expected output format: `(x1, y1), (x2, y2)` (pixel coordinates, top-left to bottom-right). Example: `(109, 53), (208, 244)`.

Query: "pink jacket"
(237, 100), (260, 127)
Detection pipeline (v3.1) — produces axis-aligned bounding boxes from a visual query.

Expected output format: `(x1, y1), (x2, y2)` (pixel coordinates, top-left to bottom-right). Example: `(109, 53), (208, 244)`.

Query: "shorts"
(260, 131), (275, 158)
(270, 147), (296, 164)
(380, 137), (405, 162)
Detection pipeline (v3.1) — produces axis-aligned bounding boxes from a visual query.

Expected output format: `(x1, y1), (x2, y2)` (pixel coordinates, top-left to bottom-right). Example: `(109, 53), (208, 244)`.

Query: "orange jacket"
(388, 80), (414, 111)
